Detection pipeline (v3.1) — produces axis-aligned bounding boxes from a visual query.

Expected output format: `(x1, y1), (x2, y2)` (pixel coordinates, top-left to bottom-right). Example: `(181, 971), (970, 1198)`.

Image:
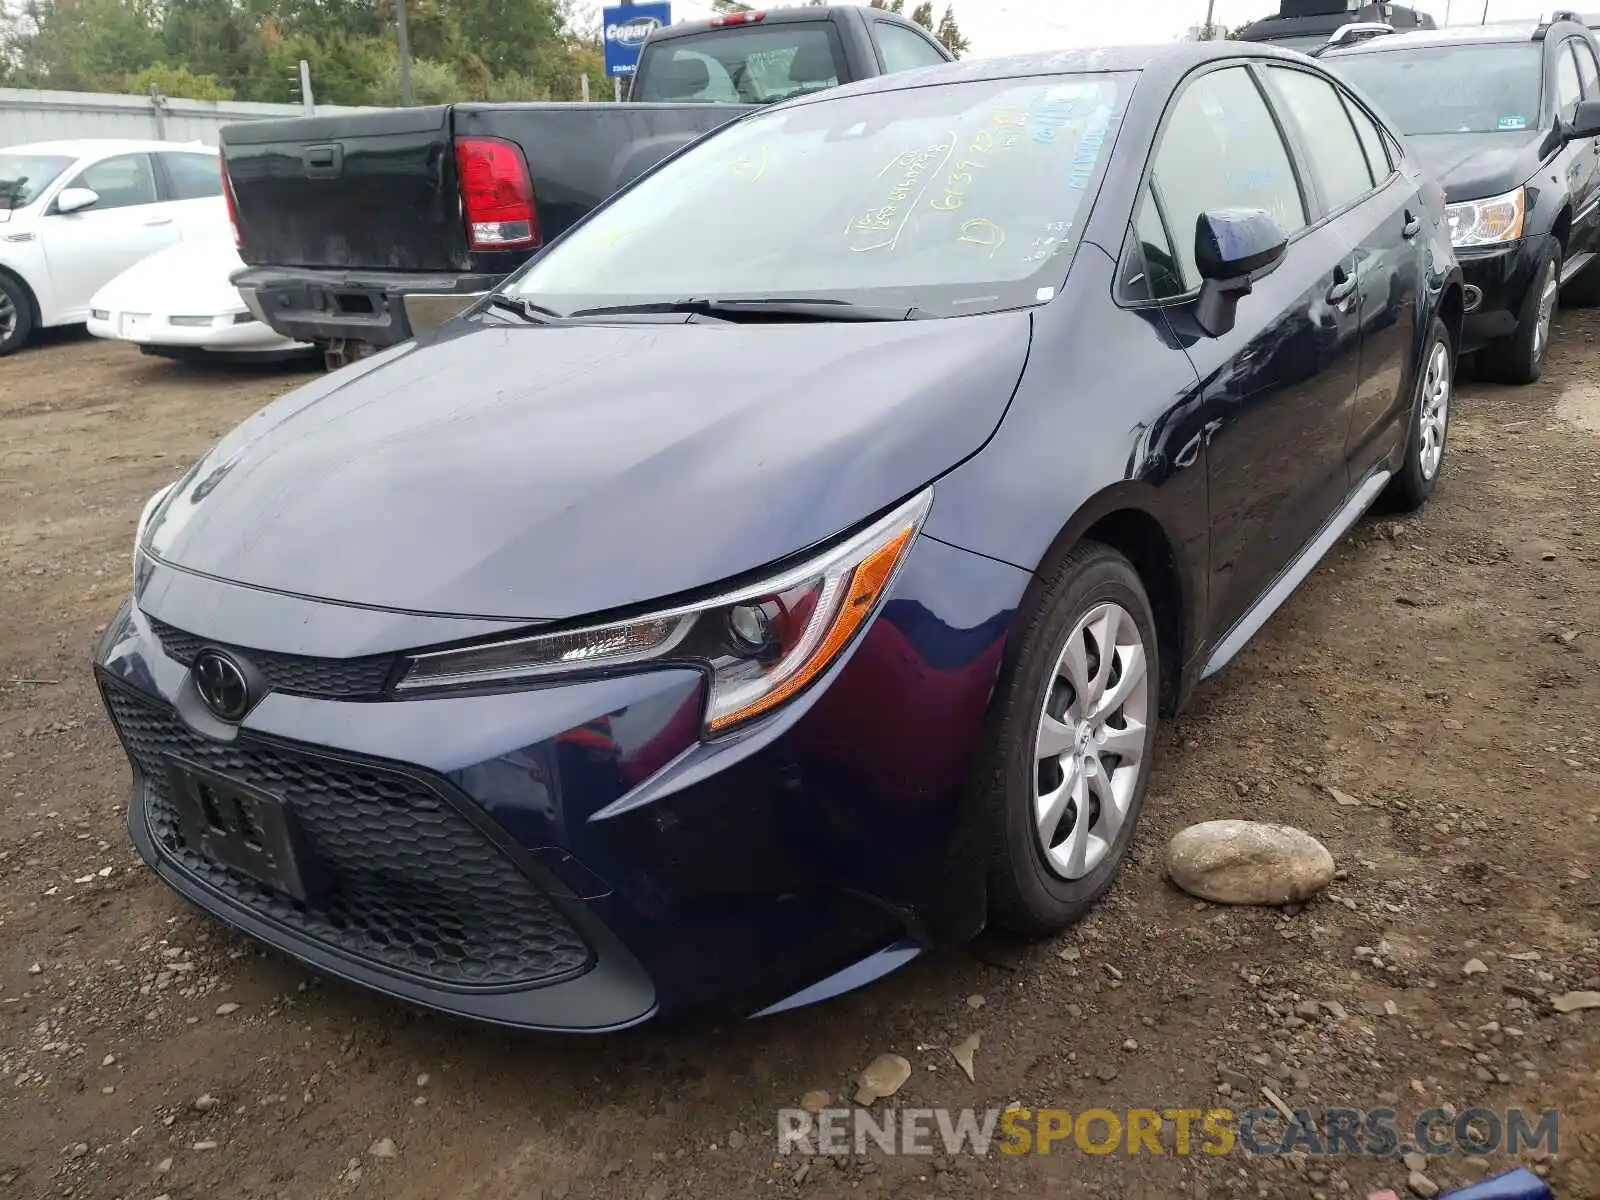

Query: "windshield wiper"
(481, 293), (565, 324)
(569, 297), (934, 322)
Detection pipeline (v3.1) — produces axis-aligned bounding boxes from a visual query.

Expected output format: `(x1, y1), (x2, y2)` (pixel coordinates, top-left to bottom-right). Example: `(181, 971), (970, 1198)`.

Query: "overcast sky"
(663, 0), (1560, 55)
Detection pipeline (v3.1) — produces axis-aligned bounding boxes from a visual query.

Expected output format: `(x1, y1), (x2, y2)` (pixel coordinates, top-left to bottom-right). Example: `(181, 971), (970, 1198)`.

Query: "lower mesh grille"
(102, 679), (591, 988)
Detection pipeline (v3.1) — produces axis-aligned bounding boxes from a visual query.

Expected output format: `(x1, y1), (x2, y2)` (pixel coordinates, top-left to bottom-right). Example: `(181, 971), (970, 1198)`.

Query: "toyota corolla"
(96, 43), (1462, 1031)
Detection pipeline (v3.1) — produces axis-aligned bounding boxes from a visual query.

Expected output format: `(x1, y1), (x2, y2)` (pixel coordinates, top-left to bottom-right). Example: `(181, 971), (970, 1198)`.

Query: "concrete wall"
(0, 87), (390, 148)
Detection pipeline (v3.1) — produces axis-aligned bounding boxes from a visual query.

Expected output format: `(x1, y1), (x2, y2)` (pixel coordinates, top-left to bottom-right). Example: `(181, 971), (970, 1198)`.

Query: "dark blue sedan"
(96, 42), (1463, 1031)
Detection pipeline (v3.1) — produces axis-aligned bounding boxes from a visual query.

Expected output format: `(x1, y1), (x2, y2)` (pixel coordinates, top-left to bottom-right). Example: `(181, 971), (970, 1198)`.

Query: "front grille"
(146, 615), (396, 700)
(102, 679), (592, 988)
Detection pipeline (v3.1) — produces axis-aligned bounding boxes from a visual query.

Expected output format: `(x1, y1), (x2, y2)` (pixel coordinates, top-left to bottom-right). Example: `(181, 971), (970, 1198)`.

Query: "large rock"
(1166, 820), (1335, 905)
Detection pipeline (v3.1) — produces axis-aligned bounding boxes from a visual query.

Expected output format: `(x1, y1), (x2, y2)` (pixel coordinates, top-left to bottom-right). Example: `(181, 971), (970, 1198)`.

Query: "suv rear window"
(632, 24), (844, 104)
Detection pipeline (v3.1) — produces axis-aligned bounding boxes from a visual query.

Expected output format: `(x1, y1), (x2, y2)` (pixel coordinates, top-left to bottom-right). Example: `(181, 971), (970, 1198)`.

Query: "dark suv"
(1325, 19), (1600, 383)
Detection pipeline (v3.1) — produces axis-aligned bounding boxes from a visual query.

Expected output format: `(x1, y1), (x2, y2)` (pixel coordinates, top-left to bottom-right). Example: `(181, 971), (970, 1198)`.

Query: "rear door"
(221, 107), (469, 272)
(1262, 64), (1422, 480)
(153, 149), (231, 242)
(1143, 63), (1360, 643)
(38, 152), (182, 319)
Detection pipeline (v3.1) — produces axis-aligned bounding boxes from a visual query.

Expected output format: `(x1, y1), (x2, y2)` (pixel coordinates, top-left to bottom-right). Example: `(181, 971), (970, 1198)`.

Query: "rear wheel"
(1478, 238), (1559, 385)
(1384, 316), (1452, 513)
(0, 273), (36, 357)
(981, 543), (1160, 936)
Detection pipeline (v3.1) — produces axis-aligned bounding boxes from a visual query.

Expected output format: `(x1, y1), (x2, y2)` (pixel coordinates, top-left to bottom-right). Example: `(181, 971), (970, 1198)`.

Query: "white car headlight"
(1445, 186), (1524, 248)
(398, 489), (932, 735)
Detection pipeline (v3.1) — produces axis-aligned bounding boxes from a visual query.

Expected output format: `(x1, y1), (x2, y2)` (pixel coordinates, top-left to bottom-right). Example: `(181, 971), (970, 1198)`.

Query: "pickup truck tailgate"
(222, 106), (469, 273)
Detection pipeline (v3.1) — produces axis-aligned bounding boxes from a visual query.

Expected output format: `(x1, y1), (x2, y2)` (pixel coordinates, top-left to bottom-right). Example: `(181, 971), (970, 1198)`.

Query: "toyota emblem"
(192, 649), (251, 722)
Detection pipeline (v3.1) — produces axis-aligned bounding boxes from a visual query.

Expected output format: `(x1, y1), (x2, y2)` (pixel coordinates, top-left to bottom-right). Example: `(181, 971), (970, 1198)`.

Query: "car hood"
(146, 313), (1032, 621)
(1406, 130), (1546, 202)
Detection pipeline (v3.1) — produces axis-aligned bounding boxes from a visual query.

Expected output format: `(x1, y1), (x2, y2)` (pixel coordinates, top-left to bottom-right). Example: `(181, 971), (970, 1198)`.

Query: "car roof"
(0, 138), (214, 157)
(788, 39), (1324, 105)
(1324, 20), (1563, 55)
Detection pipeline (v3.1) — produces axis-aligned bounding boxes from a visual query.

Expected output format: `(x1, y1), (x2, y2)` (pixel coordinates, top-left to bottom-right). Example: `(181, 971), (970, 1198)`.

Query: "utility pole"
(299, 59), (315, 116)
(1480, 0), (1490, 23)
(395, 0), (414, 105)
(1203, 0), (1216, 39)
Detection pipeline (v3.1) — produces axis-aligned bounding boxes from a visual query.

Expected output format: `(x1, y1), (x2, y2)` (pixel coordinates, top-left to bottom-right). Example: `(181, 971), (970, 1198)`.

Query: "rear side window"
(875, 23), (947, 74)
(69, 153), (157, 211)
(1342, 94), (1392, 183)
(1265, 66), (1375, 211)
(1150, 66), (1306, 290)
(634, 25), (843, 104)
(161, 151), (223, 200)
(1557, 41), (1583, 121)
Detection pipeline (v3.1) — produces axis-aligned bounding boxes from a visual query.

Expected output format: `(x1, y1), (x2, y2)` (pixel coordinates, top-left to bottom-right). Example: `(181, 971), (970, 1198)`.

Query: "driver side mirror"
(1192, 208), (1288, 339)
(1565, 98), (1600, 141)
(54, 186), (100, 215)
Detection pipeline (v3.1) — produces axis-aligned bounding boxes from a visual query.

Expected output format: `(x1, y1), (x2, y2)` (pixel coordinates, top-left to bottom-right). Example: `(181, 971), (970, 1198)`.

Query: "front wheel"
(980, 542), (1160, 936)
(1478, 238), (1559, 385)
(1384, 316), (1453, 512)
(0, 273), (36, 356)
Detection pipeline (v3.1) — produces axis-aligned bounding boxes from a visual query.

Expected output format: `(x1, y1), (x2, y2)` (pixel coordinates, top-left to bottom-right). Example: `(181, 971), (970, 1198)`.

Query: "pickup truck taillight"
(709, 9), (765, 24)
(454, 136), (539, 251)
(221, 162), (242, 250)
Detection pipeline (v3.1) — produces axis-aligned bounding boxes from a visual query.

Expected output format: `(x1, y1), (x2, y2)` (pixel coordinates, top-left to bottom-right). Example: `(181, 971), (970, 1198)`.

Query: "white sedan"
(0, 138), (232, 355)
(88, 239), (313, 361)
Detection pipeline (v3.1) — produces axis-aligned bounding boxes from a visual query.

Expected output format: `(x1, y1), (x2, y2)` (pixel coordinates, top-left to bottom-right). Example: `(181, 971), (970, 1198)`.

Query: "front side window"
(1557, 41), (1583, 121)
(1326, 44), (1543, 135)
(634, 26), (843, 104)
(67, 154), (158, 211)
(875, 23), (947, 74)
(1151, 66), (1306, 290)
(1122, 184), (1185, 302)
(1266, 66), (1375, 212)
(508, 73), (1135, 318)
(161, 151), (223, 200)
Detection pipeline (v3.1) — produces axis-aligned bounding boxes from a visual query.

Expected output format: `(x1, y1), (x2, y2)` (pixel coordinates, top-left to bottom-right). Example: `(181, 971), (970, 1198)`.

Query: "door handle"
(1402, 210), (1422, 239)
(142, 216), (173, 226)
(1326, 270), (1357, 308)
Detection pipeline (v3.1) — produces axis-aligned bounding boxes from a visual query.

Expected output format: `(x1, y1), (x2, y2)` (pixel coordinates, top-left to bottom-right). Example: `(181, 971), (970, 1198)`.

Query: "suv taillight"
(221, 162), (241, 250)
(454, 136), (539, 250)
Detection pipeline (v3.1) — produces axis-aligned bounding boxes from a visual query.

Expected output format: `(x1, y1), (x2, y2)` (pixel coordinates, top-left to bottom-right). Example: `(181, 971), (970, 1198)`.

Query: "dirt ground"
(1, 321), (1597, 1200)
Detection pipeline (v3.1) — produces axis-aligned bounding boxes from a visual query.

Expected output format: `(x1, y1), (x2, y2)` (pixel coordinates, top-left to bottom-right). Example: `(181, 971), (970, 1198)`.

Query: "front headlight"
(133, 484), (174, 570)
(1445, 186), (1524, 247)
(398, 489), (932, 734)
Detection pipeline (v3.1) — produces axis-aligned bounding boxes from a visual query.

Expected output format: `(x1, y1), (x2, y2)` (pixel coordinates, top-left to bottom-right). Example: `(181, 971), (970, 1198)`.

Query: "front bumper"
(1457, 238), (1543, 353)
(232, 266), (506, 348)
(95, 538), (1027, 1029)
(87, 309), (311, 355)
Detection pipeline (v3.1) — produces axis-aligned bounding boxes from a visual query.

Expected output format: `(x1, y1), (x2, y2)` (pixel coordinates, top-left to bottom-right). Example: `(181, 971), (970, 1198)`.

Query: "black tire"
(0, 272), (36, 357)
(1477, 237), (1560, 385)
(1560, 253), (1600, 307)
(1384, 316), (1453, 513)
(981, 542), (1161, 936)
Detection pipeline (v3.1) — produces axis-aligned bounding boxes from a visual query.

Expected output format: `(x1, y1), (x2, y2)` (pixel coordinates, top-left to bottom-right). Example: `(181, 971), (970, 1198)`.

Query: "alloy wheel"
(1033, 601), (1150, 881)
(1417, 338), (1451, 481)
(0, 291), (14, 342)
(1533, 260), (1558, 364)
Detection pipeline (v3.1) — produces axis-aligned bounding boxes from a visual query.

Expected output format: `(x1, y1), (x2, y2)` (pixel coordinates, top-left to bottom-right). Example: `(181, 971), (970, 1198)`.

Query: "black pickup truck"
(224, 5), (953, 363)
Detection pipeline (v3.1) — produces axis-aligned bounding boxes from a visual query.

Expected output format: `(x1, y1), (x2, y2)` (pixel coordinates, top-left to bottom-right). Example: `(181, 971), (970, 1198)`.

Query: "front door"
(1144, 63), (1362, 642)
(38, 153), (181, 320)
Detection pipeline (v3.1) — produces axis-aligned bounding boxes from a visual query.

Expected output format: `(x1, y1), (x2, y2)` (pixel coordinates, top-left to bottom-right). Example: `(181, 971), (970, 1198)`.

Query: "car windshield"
(0, 154), (73, 210)
(1326, 43), (1543, 134)
(509, 72), (1135, 319)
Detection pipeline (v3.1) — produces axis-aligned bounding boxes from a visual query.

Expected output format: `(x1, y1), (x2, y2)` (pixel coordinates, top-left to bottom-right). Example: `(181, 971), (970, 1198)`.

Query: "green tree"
(126, 62), (234, 98)
(868, 0), (906, 13)
(934, 4), (968, 56)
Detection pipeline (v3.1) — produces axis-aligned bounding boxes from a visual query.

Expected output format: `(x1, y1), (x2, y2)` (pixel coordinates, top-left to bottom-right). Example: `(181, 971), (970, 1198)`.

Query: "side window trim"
(1255, 61), (1379, 228)
(1578, 37), (1600, 94)
(1115, 59), (1308, 310)
(1340, 89), (1396, 186)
